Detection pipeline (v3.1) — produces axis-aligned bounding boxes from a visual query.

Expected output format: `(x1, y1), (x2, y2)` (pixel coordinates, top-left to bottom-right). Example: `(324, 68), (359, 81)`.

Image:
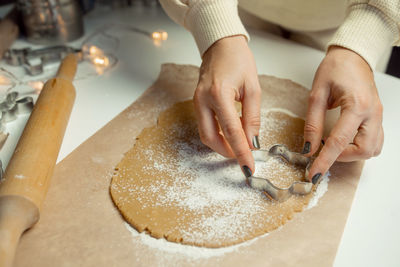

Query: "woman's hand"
(303, 46), (384, 182)
(194, 35), (261, 176)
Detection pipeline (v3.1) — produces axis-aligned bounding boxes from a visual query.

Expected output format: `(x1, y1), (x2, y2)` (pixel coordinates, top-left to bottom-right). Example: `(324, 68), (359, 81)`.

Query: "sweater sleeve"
(328, 0), (400, 69)
(159, 0), (249, 56)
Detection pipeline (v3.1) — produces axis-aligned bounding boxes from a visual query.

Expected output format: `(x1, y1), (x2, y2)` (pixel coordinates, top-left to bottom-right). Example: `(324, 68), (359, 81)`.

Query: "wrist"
(203, 35), (248, 59)
(213, 35), (247, 49)
(326, 45), (373, 73)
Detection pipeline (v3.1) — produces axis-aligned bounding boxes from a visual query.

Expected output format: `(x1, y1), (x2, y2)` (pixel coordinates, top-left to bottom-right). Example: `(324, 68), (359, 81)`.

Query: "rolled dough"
(110, 100), (316, 248)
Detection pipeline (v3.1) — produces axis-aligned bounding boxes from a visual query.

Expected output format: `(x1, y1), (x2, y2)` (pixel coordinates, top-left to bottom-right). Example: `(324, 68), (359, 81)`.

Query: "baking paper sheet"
(14, 64), (363, 267)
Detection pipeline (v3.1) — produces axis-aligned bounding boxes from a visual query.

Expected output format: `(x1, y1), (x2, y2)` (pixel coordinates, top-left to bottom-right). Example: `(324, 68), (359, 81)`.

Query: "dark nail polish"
(302, 142), (311, 154)
(312, 173), (322, 185)
(242, 165), (252, 178)
(321, 139), (325, 145)
(252, 136), (260, 149)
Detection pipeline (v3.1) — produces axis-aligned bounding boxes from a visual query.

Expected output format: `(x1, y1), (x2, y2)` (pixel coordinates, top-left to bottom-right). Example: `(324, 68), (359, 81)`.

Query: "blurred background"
(0, 0), (398, 78)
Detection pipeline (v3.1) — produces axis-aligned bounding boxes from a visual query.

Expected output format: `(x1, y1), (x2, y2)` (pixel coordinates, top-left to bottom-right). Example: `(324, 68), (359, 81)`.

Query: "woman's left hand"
(302, 46), (384, 181)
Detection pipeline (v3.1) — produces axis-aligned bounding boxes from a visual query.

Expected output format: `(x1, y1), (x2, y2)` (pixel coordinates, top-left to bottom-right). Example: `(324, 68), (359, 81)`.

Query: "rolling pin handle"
(0, 196), (39, 267)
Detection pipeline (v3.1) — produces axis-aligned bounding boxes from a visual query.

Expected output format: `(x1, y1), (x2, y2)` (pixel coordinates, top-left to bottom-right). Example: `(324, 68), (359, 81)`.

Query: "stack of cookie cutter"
(0, 92), (34, 128)
(4, 46), (82, 76)
(0, 92), (34, 178)
(248, 144), (321, 202)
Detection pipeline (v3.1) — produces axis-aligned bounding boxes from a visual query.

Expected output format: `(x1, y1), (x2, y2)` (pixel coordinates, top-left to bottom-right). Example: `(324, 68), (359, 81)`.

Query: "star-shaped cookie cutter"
(247, 144), (321, 202)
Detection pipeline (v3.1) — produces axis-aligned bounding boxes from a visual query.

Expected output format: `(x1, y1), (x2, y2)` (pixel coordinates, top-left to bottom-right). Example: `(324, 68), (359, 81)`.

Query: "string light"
(0, 24), (168, 94)
(151, 30), (168, 41)
(151, 30), (168, 46)
(89, 45), (103, 56)
(93, 56), (109, 67)
(82, 45), (112, 74)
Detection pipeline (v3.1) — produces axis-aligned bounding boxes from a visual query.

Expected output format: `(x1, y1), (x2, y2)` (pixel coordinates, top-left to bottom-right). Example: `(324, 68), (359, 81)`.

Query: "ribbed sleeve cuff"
(184, 0), (250, 56)
(328, 4), (398, 70)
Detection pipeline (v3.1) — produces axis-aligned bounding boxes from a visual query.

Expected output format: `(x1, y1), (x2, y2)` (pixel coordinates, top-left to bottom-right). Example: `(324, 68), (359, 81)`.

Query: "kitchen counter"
(1, 5), (399, 267)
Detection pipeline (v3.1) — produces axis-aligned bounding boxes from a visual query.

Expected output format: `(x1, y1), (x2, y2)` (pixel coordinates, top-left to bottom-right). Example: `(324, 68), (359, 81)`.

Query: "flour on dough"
(110, 100), (316, 248)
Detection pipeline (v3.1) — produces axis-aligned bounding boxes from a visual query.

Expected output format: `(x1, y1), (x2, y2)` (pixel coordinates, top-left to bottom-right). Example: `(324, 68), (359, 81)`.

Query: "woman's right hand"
(193, 35), (261, 176)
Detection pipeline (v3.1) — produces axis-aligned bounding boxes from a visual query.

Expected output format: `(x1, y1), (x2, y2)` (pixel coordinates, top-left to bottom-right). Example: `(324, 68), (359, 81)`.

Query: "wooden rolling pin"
(0, 54), (77, 267)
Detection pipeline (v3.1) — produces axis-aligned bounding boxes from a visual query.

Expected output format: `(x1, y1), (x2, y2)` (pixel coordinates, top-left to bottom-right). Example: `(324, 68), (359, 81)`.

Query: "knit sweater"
(159, 0), (400, 69)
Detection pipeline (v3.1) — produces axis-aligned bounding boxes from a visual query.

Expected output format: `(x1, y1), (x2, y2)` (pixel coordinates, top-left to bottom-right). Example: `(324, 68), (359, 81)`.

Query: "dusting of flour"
(307, 173), (330, 209)
(124, 174), (329, 259)
(125, 222), (269, 259)
(119, 106), (330, 258)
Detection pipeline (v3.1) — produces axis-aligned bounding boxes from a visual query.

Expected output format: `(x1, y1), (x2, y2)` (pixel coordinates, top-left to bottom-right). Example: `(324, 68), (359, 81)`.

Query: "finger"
(302, 81), (330, 156)
(308, 110), (361, 179)
(213, 96), (255, 174)
(336, 118), (380, 162)
(194, 100), (235, 158)
(242, 80), (261, 149)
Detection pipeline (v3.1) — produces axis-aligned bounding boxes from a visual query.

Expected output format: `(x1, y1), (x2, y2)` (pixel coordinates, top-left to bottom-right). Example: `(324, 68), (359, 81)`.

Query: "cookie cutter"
(4, 46), (82, 76)
(247, 144), (321, 202)
(0, 92), (34, 130)
(0, 92), (34, 178)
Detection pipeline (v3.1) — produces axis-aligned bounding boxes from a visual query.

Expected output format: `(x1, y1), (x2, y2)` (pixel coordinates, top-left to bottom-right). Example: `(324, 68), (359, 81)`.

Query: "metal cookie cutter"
(4, 46), (82, 76)
(0, 92), (34, 176)
(0, 92), (34, 129)
(247, 144), (320, 202)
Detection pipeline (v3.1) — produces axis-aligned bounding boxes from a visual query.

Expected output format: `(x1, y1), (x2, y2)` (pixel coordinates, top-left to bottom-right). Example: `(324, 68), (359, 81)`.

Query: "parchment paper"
(13, 64), (363, 267)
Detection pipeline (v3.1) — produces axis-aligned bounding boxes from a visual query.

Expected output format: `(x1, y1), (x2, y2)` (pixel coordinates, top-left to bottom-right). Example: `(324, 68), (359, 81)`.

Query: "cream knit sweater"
(159, 0), (400, 69)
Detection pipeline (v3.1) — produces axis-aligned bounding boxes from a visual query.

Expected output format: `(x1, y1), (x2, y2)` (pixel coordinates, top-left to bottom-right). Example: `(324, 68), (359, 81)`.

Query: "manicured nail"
(301, 141), (311, 154)
(311, 173), (322, 184)
(242, 165), (252, 178)
(252, 136), (260, 149)
(321, 139), (325, 145)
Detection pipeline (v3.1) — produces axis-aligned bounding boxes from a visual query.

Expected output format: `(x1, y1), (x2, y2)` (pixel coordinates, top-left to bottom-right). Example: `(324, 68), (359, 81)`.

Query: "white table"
(1, 5), (399, 267)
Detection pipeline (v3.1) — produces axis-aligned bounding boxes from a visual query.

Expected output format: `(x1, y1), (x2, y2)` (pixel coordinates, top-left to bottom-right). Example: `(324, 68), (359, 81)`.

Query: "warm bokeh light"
(152, 31), (161, 40)
(27, 80), (44, 94)
(93, 56), (110, 67)
(89, 45), (103, 56)
(0, 75), (12, 86)
(161, 31), (168, 40)
(0, 74), (13, 97)
(151, 30), (168, 41)
(83, 45), (111, 71)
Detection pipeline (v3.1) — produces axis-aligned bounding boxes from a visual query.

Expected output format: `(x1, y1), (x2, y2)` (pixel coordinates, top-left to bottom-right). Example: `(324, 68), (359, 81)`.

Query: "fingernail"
(301, 141), (311, 154)
(252, 136), (260, 149)
(242, 165), (252, 178)
(311, 173), (322, 185)
(321, 139), (325, 145)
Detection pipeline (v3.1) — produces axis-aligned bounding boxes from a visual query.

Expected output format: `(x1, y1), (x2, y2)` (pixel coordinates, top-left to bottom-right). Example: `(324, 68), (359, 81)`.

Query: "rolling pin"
(0, 54), (77, 267)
